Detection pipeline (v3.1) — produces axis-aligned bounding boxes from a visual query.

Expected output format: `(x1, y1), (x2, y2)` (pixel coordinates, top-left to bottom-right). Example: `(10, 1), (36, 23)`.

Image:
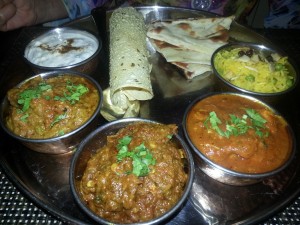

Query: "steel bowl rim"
(0, 70), (103, 143)
(23, 27), (102, 70)
(69, 117), (195, 225)
(211, 41), (299, 96)
(182, 92), (296, 179)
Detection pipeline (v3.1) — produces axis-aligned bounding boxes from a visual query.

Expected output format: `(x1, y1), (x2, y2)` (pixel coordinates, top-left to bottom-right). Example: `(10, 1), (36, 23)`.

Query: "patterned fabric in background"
(264, 0), (300, 29)
(44, 0), (300, 29)
(45, 0), (258, 26)
(127, 0), (257, 22)
(44, 0), (111, 26)
(62, 0), (109, 20)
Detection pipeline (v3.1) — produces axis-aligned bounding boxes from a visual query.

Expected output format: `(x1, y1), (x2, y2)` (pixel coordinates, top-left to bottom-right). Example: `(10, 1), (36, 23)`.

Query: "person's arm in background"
(0, 0), (68, 31)
(45, 0), (110, 27)
(0, 0), (111, 32)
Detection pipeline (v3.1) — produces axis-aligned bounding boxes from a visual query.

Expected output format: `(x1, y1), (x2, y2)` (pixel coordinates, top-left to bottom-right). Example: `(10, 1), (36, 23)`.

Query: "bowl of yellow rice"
(211, 42), (298, 105)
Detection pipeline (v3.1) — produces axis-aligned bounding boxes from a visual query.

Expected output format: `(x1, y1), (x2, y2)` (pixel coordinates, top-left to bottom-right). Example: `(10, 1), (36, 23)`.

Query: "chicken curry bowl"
(70, 118), (194, 224)
(183, 93), (295, 185)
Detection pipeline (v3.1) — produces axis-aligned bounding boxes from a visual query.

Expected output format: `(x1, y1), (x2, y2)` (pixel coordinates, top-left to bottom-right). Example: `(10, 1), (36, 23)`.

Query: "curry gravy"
(186, 94), (293, 173)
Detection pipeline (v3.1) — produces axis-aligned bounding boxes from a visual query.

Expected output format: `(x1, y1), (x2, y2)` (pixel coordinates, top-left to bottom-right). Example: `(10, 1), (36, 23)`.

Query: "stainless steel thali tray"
(1, 6), (299, 225)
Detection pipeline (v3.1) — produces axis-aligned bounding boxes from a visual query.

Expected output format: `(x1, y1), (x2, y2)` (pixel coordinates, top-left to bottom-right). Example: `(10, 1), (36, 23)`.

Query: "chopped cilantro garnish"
(204, 109), (268, 139)
(16, 79), (89, 123)
(167, 134), (173, 139)
(57, 130), (65, 136)
(17, 82), (52, 112)
(50, 112), (67, 127)
(204, 111), (224, 137)
(116, 135), (156, 177)
(54, 81), (89, 104)
(20, 113), (29, 122)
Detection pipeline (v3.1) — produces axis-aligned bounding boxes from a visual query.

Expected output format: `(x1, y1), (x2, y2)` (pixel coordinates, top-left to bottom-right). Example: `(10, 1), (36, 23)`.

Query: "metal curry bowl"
(70, 117), (195, 225)
(0, 70), (103, 154)
(23, 27), (102, 75)
(183, 92), (296, 186)
(211, 42), (299, 107)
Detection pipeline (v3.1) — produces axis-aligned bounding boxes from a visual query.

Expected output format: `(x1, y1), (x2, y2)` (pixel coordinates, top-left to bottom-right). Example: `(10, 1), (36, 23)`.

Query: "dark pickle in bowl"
(183, 93), (295, 186)
(70, 118), (194, 225)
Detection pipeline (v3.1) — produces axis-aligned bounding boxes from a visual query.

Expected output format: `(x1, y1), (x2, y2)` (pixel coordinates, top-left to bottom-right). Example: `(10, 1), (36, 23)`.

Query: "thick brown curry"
(186, 94), (293, 173)
(79, 122), (188, 223)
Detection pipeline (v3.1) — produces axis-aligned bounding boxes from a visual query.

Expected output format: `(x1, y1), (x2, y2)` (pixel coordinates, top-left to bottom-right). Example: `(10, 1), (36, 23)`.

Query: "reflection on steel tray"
(0, 6), (299, 225)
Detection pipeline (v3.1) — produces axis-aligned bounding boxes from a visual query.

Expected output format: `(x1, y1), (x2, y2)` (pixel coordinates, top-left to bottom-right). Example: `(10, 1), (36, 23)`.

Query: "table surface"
(1, 25), (300, 225)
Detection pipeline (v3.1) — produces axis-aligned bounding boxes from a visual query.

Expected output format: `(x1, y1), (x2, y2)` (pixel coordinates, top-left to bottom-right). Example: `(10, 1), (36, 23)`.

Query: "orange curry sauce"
(186, 94), (293, 173)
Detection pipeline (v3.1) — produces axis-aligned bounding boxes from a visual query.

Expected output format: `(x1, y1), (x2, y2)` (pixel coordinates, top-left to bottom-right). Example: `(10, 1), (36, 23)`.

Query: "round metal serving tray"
(0, 6), (299, 225)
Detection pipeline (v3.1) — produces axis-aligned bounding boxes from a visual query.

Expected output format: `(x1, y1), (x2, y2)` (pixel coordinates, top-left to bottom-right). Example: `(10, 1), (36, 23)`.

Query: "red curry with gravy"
(79, 122), (188, 223)
(186, 94), (293, 173)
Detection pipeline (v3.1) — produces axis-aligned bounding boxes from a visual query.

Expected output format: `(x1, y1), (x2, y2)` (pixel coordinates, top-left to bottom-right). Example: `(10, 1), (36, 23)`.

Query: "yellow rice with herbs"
(213, 47), (295, 93)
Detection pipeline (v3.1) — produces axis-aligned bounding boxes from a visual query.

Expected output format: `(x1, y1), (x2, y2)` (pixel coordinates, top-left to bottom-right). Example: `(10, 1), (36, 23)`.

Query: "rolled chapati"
(101, 7), (153, 121)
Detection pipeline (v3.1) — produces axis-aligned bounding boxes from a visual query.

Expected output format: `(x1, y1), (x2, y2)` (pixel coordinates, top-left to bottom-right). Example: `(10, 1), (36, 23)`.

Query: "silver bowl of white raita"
(24, 27), (101, 75)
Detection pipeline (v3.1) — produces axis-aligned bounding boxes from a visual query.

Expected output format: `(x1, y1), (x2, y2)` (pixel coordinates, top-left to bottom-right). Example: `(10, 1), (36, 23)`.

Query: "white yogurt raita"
(24, 28), (99, 67)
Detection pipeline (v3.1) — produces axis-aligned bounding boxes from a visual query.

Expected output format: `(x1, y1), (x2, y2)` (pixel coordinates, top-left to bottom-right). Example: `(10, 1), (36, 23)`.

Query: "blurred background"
(110, 0), (300, 29)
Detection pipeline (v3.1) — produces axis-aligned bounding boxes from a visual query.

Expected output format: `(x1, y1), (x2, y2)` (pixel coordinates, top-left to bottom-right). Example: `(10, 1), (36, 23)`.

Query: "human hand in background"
(0, 0), (37, 31)
(0, 0), (67, 32)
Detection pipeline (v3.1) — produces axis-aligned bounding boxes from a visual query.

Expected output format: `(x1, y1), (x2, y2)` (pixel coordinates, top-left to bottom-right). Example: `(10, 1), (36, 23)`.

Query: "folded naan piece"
(101, 7), (153, 121)
(147, 16), (234, 55)
(171, 62), (211, 79)
(150, 39), (211, 64)
(147, 15), (234, 79)
(148, 16), (234, 39)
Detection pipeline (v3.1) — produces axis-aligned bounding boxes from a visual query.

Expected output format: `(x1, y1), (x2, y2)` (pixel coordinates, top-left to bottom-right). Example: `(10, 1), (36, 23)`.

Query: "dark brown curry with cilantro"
(79, 122), (188, 223)
(186, 94), (293, 173)
(5, 74), (99, 139)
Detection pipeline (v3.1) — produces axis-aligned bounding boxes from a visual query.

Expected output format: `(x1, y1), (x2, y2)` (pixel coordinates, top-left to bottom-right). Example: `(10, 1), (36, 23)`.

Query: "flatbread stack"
(101, 7), (153, 121)
(147, 16), (235, 79)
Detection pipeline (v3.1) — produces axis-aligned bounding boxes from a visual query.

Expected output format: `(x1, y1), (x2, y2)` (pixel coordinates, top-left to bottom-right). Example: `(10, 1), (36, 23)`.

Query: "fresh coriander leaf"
(17, 82), (52, 113)
(245, 108), (267, 127)
(204, 109), (269, 139)
(167, 134), (173, 139)
(208, 111), (225, 137)
(38, 83), (52, 91)
(116, 136), (156, 177)
(57, 130), (65, 136)
(50, 112), (67, 127)
(117, 136), (132, 150)
(54, 81), (89, 105)
(20, 113), (29, 122)
(54, 96), (64, 101)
